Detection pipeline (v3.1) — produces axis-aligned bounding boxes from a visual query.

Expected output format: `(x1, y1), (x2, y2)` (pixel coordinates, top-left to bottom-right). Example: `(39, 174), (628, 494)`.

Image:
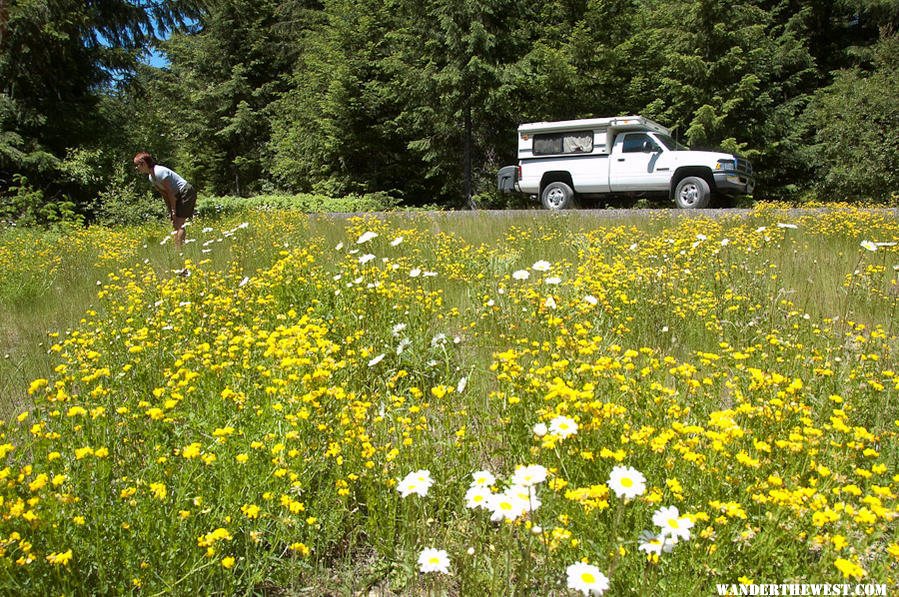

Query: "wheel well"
(540, 172), (574, 195)
(670, 167), (714, 199)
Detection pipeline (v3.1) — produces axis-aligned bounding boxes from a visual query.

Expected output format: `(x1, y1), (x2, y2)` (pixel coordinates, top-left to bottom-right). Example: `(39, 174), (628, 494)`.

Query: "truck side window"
(533, 131), (594, 155)
(533, 135), (562, 155)
(622, 133), (653, 153)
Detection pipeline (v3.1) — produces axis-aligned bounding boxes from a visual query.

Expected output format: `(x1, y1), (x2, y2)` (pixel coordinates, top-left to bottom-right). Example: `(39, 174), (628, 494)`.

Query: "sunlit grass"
(0, 205), (896, 594)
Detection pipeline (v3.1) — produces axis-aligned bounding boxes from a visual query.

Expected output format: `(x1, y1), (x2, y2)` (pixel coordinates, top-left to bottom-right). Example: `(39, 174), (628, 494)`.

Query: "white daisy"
(653, 505), (694, 541)
(356, 231), (378, 244)
(464, 485), (492, 510)
(506, 484), (541, 511)
(456, 376), (468, 393)
(638, 530), (677, 556)
(396, 470), (434, 498)
(396, 338), (412, 355)
(487, 491), (528, 522)
(470, 470), (496, 487)
(417, 548), (450, 574)
(549, 415), (578, 439)
(607, 465), (647, 499)
(511, 464), (547, 487)
(566, 562), (610, 596)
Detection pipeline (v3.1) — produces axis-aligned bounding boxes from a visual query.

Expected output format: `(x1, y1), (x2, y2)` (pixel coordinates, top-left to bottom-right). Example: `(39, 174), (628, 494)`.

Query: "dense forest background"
(1, 0), (898, 218)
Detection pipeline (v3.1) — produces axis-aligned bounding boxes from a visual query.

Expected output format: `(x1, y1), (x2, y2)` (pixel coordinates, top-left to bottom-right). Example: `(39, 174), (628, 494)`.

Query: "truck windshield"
(655, 134), (689, 151)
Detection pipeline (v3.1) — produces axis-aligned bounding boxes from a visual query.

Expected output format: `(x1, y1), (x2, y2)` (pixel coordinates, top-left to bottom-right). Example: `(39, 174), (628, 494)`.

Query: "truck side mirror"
(642, 140), (656, 153)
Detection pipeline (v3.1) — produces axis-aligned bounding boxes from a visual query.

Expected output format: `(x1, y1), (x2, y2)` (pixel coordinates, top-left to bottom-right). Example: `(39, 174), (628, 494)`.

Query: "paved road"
(311, 207), (899, 220)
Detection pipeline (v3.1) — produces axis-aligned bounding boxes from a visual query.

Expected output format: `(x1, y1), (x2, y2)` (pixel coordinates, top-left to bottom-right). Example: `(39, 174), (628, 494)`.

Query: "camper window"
(533, 131), (593, 155)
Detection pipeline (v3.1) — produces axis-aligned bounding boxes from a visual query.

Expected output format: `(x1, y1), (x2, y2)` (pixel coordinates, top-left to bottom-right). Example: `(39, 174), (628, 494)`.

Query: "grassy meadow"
(0, 206), (897, 595)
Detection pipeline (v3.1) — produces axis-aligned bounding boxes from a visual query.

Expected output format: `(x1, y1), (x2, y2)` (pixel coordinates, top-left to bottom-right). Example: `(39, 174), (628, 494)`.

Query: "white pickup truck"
(497, 116), (754, 209)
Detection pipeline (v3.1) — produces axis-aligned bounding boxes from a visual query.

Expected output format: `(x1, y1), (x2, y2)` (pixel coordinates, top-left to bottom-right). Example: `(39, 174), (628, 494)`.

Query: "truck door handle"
(617, 158), (625, 162)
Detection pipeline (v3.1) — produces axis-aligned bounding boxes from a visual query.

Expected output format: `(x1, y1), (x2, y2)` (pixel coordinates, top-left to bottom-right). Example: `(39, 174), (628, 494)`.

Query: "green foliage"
(130, 0), (311, 197)
(802, 36), (899, 201)
(93, 163), (165, 226)
(387, 0), (539, 203)
(197, 192), (403, 217)
(470, 191), (534, 210)
(0, 0), (204, 190)
(269, 0), (411, 197)
(0, 175), (81, 229)
(4, 0), (899, 208)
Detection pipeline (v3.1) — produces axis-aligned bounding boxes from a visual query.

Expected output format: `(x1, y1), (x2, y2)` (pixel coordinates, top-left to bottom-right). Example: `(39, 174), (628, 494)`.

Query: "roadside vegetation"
(0, 205), (896, 594)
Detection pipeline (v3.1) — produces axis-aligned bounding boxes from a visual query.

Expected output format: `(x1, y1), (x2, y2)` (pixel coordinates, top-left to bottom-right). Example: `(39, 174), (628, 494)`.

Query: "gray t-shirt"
(149, 165), (189, 196)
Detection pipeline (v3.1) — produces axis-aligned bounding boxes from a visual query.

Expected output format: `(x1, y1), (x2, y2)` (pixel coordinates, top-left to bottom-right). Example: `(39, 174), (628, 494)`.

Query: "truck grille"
(735, 158), (753, 177)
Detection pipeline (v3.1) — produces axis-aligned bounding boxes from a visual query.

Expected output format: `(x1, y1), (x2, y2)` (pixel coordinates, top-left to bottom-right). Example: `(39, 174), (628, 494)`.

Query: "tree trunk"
(464, 101), (475, 209)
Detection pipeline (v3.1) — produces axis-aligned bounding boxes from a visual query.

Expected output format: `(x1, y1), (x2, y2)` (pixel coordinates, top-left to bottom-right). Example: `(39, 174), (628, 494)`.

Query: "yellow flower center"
(622, 478), (633, 488)
(669, 518), (680, 529)
(581, 572), (596, 584)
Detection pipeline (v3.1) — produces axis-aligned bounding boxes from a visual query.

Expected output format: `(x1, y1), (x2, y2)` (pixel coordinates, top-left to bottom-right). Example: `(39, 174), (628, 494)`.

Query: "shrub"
(196, 192), (403, 218)
(91, 162), (164, 226)
(0, 175), (82, 229)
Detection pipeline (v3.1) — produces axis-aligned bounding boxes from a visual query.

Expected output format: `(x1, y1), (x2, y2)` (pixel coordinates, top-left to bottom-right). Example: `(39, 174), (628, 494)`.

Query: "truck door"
(609, 133), (671, 192)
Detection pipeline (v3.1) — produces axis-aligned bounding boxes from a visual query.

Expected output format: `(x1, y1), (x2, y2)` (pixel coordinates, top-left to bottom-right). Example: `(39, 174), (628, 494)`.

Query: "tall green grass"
(0, 207), (896, 594)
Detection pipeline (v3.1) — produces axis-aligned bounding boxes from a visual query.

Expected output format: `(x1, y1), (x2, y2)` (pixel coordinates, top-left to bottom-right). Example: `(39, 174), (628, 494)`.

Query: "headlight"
(715, 159), (736, 173)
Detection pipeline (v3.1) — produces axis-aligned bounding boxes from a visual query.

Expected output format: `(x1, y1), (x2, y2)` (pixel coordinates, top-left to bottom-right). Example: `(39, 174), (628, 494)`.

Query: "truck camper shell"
(517, 116), (670, 159)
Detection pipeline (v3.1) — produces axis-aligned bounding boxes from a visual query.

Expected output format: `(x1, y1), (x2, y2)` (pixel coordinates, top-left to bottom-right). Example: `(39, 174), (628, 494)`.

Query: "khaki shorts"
(175, 185), (197, 218)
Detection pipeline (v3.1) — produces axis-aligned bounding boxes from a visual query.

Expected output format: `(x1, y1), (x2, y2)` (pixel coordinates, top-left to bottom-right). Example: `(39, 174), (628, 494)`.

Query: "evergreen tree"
(802, 0), (899, 201)
(132, 0), (318, 196)
(613, 0), (816, 195)
(269, 0), (407, 197)
(506, 0), (635, 123)
(387, 0), (538, 204)
(0, 0), (202, 195)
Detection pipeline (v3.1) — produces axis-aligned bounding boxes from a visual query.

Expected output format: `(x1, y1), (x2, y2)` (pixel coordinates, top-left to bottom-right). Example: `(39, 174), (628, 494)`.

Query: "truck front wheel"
(541, 181), (576, 210)
(674, 176), (711, 209)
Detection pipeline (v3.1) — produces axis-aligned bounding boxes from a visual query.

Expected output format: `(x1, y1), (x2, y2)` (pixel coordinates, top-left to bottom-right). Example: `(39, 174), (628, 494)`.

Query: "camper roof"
(519, 115), (669, 136)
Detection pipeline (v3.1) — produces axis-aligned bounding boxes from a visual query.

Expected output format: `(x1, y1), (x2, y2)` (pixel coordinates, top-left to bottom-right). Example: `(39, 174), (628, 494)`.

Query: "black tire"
(673, 176), (711, 209)
(541, 181), (576, 210)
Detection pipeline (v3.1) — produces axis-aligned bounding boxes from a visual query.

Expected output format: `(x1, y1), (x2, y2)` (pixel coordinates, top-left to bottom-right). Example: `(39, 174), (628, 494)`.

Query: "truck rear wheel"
(674, 176), (711, 209)
(541, 181), (576, 210)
